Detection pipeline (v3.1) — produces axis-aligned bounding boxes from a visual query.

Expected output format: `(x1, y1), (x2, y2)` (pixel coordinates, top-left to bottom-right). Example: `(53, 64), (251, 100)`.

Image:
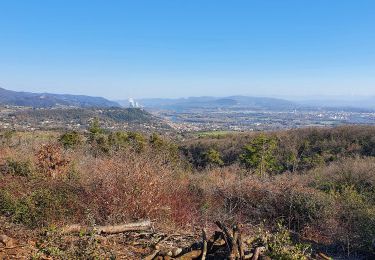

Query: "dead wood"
(0, 235), (15, 247)
(251, 246), (265, 260)
(243, 253), (254, 260)
(141, 222), (270, 260)
(215, 221), (234, 257)
(179, 249), (202, 259)
(230, 225), (239, 259)
(145, 249), (160, 260)
(237, 225), (245, 260)
(201, 228), (208, 260)
(61, 220), (151, 235)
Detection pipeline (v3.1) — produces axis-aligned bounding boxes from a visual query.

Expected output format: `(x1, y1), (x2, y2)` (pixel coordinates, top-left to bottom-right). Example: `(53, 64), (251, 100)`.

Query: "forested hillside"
(182, 126), (375, 172)
(0, 87), (120, 108)
(1, 125), (375, 258)
(0, 107), (172, 132)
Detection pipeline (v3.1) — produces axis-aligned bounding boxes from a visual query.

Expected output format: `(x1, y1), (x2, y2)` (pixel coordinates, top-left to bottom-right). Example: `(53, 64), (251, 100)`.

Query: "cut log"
(172, 247), (183, 257)
(237, 225), (245, 260)
(144, 249), (160, 260)
(60, 224), (88, 234)
(208, 231), (225, 252)
(201, 228), (208, 260)
(215, 221), (234, 257)
(0, 235), (15, 247)
(251, 246), (265, 260)
(179, 250), (202, 259)
(230, 225), (239, 259)
(61, 220), (152, 235)
(243, 253), (254, 260)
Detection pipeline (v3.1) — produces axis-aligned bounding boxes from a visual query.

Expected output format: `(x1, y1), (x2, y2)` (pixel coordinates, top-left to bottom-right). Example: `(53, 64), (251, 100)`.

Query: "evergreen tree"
(240, 134), (279, 175)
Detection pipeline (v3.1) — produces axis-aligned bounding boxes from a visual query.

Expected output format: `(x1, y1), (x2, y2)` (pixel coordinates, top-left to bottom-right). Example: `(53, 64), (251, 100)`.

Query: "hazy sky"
(0, 0), (374, 99)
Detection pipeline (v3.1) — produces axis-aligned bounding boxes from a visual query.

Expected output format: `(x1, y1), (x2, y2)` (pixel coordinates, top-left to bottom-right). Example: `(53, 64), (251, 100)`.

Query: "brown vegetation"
(1, 125), (375, 258)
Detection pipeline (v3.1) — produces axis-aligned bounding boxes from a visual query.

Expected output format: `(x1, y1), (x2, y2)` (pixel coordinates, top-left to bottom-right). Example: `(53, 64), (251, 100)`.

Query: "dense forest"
(182, 126), (375, 172)
(10, 107), (160, 125)
(1, 125), (375, 258)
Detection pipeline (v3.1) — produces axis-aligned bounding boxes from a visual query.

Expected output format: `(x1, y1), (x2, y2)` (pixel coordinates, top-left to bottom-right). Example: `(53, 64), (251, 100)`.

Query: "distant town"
(127, 97), (375, 132)
(152, 108), (375, 132)
(0, 90), (374, 133)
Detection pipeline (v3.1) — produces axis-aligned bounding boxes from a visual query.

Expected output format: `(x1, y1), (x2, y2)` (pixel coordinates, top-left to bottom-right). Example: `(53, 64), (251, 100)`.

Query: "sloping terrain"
(0, 107), (172, 132)
(1, 126), (375, 259)
(0, 87), (120, 108)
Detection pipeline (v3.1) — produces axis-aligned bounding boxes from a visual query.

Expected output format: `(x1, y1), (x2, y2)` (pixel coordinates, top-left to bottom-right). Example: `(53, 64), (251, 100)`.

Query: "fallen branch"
(60, 220), (152, 235)
(201, 228), (208, 260)
(144, 249), (160, 260)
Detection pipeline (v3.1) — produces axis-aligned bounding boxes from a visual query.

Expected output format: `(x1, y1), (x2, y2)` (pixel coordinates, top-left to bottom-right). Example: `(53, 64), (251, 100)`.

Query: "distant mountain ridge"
(0, 87), (120, 108)
(135, 96), (299, 111)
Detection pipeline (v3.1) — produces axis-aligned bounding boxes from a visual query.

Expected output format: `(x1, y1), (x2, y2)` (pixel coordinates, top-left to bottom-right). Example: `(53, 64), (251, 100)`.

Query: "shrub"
(204, 148), (224, 167)
(5, 159), (33, 177)
(36, 143), (70, 178)
(285, 186), (333, 232)
(88, 118), (104, 136)
(149, 133), (164, 149)
(0, 130), (15, 146)
(194, 169), (333, 238)
(127, 132), (146, 152)
(252, 223), (312, 260)
(108, 131), (129, 151)
(309, 158), (375, 255)
(87, 119), (110, 155)
(59, 131), (83, 149)
(0, 189), (55, 228)
(239, 134), (280, 175)
(335, 186), (375, 255)
(0, 190), (16, 215)
(3, 184), (82, 228)
(311, 157), (375, 196)
(90, 133), (110, 155)
(79, 151), (177, 224)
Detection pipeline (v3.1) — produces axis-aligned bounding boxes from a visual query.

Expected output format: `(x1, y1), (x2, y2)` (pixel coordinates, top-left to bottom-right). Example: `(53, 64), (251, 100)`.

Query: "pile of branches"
(146, 221), (265, 260)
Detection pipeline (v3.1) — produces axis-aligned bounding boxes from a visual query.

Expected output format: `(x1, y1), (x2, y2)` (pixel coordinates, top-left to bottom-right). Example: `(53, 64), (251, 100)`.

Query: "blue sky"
(0, 0), (374, 99)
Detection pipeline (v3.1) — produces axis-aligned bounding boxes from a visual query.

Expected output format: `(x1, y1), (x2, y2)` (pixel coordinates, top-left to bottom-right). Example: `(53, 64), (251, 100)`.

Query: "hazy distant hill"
(0, 87), (120, 108)
(136, 96), (298, 111)
(297, 97), (375, 110)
